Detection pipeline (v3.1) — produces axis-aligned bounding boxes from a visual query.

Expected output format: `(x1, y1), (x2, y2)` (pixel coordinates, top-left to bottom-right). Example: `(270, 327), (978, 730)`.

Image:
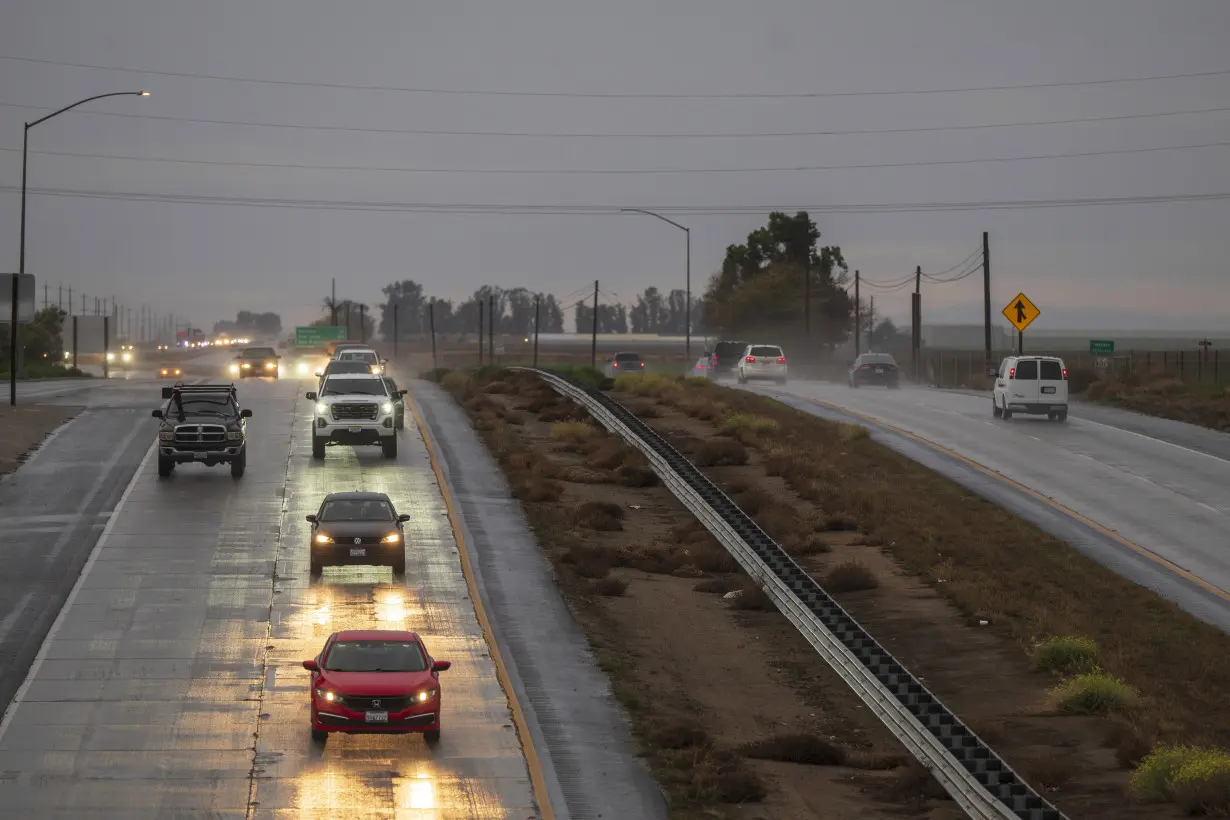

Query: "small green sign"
(1089, 339), (1115, 355)
(296, 325), (347, 346)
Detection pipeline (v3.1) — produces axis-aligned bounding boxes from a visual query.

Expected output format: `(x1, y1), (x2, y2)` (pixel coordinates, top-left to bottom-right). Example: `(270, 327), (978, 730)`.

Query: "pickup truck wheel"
(230, 450), (246, 478)
(157, 456), (174, 477)
(382, 436), (398, 459)
(311, 436), (326, 460)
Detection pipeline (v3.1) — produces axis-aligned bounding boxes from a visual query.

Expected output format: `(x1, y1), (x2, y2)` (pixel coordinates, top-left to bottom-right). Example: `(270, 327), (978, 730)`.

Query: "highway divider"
(511, 367), (1066, 820)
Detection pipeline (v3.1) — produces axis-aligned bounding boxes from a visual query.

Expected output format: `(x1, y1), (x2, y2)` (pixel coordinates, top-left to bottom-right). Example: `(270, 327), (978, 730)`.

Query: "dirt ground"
(0, 405), (81, 477)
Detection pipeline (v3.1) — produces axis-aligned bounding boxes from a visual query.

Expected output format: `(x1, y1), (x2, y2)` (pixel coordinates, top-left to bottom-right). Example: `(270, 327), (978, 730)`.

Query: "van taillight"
(776, 357), (787, 363)
(1062, 368), (1068, 380)
(746, 356), (756, 362)
(1009, 367), (1015, 378)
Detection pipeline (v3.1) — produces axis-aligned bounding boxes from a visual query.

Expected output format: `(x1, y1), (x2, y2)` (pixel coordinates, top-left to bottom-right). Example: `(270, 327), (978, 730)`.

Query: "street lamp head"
(138, 91), (151, 97)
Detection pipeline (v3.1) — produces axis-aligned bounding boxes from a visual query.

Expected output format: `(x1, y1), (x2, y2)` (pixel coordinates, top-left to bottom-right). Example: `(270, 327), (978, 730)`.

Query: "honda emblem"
(372, 699), (381, 708)
(353, 537), (362, 544)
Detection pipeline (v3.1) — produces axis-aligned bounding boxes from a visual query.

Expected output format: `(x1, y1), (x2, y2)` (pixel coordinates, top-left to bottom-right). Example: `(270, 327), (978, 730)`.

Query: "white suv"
(334, 346), (385, 374)
(736, 344), (788, 385)
(306, 373), (402, 459)
(990, 356), (1068, 422)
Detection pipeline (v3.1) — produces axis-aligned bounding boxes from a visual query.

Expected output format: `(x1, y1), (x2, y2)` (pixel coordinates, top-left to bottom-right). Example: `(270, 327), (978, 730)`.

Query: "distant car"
(690, 352), (711, 378)
(382, 376), (406, 430)
(230, 346), (281, 378)
(709, 340), (749, 379)
(158, 366), (183, 378)
(316, 359), (373, 390)
(306, 491), (410, 575)
(736, 344), (788, 384)
(302, 629), (450, 743)
(604, 351), (645, 377)
(991, 355), (1068, 421)
(849, 353), (900, 388)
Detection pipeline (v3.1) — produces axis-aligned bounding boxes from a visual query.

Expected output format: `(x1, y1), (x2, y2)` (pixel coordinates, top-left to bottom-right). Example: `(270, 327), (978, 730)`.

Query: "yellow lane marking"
(407, 394), (556, 820)
(781, 391), (1230, 604)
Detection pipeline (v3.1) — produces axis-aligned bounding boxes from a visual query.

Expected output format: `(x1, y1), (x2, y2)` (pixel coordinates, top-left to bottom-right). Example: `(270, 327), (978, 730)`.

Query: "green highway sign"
(1089, 339), (1115, 355)
(295, 325), (347, 346)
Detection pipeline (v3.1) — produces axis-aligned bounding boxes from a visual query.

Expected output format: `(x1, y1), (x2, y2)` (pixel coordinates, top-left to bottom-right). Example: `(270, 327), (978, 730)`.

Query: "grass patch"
(1049, 672), (1137, 715)
(1131, 744), (1230, 814)
(739, 734), (847, 766)
(693, 439), (748, 466)
(717, 413), (779, 437)
(572, 500), (625, 531)
(587, 577), (629, 597)
(823, 561), (879, 593)
(693, 576), (742, 594)
(550, 419), (597, 444)
(1031, 636), (1099, 676)
(1087, 371), (1230, 432)
(2, 361), (91, 379)
(729, 581), (776, 611)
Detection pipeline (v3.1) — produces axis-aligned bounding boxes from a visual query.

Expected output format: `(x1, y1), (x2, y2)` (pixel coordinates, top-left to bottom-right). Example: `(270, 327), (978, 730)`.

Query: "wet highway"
(0, 378), (540, 818)
(746, 379), (1230, 629)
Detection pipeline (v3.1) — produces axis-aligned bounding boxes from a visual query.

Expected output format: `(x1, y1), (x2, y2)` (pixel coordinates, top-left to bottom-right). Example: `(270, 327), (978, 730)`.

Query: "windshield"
(321, 378), (386, 396)
(326, 361), (371, 375)
(338, 350), (378, 363)
(170, 396), (237, 418)
(614, 353), (641, 362)
(323, 640), (427, 673)
(320, 498), (395, 521)
(240, 348), (277, 358)
(749, 346), (782, 357)
(859, 354), (896, 365)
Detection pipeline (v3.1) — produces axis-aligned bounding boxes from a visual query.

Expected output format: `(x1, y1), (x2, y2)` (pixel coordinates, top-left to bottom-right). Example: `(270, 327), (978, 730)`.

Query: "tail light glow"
(1062, 368), (1069, 380)
(745, 356), (756, 362)
(1009, 367), (1016, 378)
(776, 357), (787, 363)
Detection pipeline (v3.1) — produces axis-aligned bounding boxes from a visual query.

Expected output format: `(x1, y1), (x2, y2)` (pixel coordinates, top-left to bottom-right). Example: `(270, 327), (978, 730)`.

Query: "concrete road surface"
(0, 376), (663, 818)
(739, 379), (1230, 631)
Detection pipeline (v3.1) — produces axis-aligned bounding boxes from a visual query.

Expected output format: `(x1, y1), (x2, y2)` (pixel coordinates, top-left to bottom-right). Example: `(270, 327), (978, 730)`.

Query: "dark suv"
(152, 383), (253, 478)
(709, 340), (749, 379)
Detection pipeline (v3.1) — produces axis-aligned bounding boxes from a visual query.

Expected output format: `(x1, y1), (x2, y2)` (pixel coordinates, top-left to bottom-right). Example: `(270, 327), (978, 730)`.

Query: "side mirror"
(381, 359), (388, 365)
(240, 408), (253, 418)
(397, 390), (407, 398)
(151, 409), (164, 419)
(431, 660), (451, 672)
(302, 660), (319, 671)
(314, 371), (323, 377)
(306, 514), (317, 523)
(986, 367), (999, 378)
(397, 514), (411, 522)
(305, 392), (317, 401)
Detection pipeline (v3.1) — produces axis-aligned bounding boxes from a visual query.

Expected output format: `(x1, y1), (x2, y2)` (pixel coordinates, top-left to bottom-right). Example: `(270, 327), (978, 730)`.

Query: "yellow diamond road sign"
(1002, 292), (1040, 333)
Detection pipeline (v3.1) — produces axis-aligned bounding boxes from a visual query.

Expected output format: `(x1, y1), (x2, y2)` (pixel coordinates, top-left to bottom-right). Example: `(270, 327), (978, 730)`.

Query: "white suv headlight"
(381, 402), (394, 414)
(315, 402), (328, 414)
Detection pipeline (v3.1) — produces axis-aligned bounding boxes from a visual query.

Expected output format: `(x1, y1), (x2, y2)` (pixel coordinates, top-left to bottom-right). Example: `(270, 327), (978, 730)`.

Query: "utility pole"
(102, 316), (110, 380)
(330, 278), (337, 326)
(428, 301), (438, 371)
(43, 284), (48, 310)
(81, 293), (85, 315)
(868, 296), (875, 351)
(854, 271), (861, 357)
(392, 303), (398, 357)
(590, 280), (599, 368)
(533, 295), (541, 369)
(912, 265), (922, 383)
(982, 231), (992, 369)
(478, 299), (484, 366)
(804, 254), (811, 339)
(67, 286), (72, 314)
(58, 284), (62, 310)
(487, 294), (494, 363)
(359, 304), (367, 343)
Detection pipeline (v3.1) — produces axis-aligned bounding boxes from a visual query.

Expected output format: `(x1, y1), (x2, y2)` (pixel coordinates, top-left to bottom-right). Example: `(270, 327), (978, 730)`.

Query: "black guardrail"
(534, 369), (1063, 820)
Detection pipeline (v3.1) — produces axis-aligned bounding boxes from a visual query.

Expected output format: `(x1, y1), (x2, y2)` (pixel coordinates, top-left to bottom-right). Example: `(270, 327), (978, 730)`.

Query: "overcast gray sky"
(2, 0), (1229, 335)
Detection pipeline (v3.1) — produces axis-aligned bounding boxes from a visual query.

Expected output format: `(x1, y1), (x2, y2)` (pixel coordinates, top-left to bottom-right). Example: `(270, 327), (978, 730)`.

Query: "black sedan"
(849, 353), (900, 388)
(307, 492), (410, 576)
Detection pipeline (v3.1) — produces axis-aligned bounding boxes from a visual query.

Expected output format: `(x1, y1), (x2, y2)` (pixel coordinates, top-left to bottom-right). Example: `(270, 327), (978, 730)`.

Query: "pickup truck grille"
(331, 403), (379, 421)
(174, 424), (228, 445)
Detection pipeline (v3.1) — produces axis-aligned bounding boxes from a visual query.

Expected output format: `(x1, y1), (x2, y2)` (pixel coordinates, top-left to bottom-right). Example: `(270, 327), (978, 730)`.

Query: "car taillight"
(776, 357), (786, 363)
(1009, 367), (1015, 378)
(1062, 368), (1068, 380)
(712, 355), (718, 365)
(612, 362), (618, 367)
(745, 356), (756, 362)
(640, 362), (644, 367)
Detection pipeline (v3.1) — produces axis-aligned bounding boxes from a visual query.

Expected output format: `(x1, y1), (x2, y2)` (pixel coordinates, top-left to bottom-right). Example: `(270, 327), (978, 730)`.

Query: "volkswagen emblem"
(353, 537), (362, 545)
(372, 699), (381, 708)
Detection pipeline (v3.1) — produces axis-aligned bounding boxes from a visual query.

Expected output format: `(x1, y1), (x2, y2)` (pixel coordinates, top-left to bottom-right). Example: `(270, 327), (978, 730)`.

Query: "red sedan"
(302, 629), (451, 743)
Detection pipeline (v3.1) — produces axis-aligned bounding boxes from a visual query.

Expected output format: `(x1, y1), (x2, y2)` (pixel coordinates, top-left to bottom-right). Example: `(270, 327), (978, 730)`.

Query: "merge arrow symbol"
(1014, 300), (1027, 323)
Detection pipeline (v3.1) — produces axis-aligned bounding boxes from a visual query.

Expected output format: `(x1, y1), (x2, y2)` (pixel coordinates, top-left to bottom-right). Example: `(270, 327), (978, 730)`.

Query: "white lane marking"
(1074, 415), (1230, 466)
(0, 440), (155, 742)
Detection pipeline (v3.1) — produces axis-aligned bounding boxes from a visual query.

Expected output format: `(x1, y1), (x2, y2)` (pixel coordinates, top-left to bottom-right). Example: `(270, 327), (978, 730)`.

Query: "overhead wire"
(921, 246), (983, 279)
(3, 52), (1228, 98)
(3, 99), (1229, 139)
(5, 138), (1229, 175)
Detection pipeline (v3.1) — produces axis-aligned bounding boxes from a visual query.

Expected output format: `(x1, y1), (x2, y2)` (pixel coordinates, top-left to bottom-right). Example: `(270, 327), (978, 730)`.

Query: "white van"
(990, 356), (1068, 421)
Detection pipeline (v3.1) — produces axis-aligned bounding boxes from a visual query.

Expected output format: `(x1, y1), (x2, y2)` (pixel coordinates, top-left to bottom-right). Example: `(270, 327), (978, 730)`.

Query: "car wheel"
(1056, 411), (1068, 422)
(311, 727), (327, 743)
(311, 436), (326, 460)
(777, 377), (788, 385)
(310, 556), (323, 576)
(382, 436), (398, 459)
(993, 401), (1002, 418)
(424, 728), (440, 745)
(391, 555), (406, 576)
(230, 450), (246, 478)
(396, 413), (405, 430)
(157, 456), (174, 477)
(1002, 403), (1013, 420)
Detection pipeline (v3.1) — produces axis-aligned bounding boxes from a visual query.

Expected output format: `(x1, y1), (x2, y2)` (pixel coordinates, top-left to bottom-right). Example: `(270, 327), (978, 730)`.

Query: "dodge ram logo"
(354, 537), (362, 544)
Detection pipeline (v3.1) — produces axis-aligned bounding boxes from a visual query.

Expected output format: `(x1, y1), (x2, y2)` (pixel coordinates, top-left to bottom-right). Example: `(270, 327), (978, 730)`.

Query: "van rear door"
(1038, 359), (1067, 403)
(1010, 358), (1040, 405)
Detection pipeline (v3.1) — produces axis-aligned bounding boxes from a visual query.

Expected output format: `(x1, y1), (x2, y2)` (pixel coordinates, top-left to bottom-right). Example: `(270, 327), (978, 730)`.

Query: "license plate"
(193, 451), (208, 460)
(348, 426), (362, 433)
(875, 367), (884, 373)
(350, 548), (366, 557)
(1042, 386), (1056, 394)
(365, 711), (388, 723)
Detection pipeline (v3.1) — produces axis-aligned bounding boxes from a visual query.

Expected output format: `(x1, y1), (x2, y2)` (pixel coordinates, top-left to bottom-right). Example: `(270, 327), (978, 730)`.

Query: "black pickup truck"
(152, 383), (252, 478)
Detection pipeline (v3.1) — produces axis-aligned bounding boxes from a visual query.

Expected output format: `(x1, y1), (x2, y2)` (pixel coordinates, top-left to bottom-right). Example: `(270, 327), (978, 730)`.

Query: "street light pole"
(620, 208), (691, 362)
(12, 90), (149, 407)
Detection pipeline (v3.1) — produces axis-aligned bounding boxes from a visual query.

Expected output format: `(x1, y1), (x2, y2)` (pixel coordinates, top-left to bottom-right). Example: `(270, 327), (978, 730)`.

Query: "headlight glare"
(315, 688), (337, 702)
(381, 403), (393, 414)
(314, 534), (333, 544)
(415, 689), (436, 703)
(315, 402), (328, 414)
(381, 533), (400, 543)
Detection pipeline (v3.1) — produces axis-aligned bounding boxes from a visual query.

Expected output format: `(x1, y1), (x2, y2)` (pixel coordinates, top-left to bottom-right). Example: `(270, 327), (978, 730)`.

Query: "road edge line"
(406, 392), (557, 820)
(0, 438), (157, 741)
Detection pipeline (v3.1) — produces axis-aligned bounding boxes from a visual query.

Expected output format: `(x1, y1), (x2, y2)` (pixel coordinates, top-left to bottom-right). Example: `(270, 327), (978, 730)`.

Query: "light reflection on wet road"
(0, 378), (539, 819)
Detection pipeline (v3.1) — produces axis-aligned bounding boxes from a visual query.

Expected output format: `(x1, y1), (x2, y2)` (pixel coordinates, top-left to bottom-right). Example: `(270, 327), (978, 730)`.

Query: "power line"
(8, 138), (1230, 175)
(4, 52), (1229, 98)
(922, 246), (983, 280)
(5, 184), (1229, 213)
(3, 99), (1229, 139)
